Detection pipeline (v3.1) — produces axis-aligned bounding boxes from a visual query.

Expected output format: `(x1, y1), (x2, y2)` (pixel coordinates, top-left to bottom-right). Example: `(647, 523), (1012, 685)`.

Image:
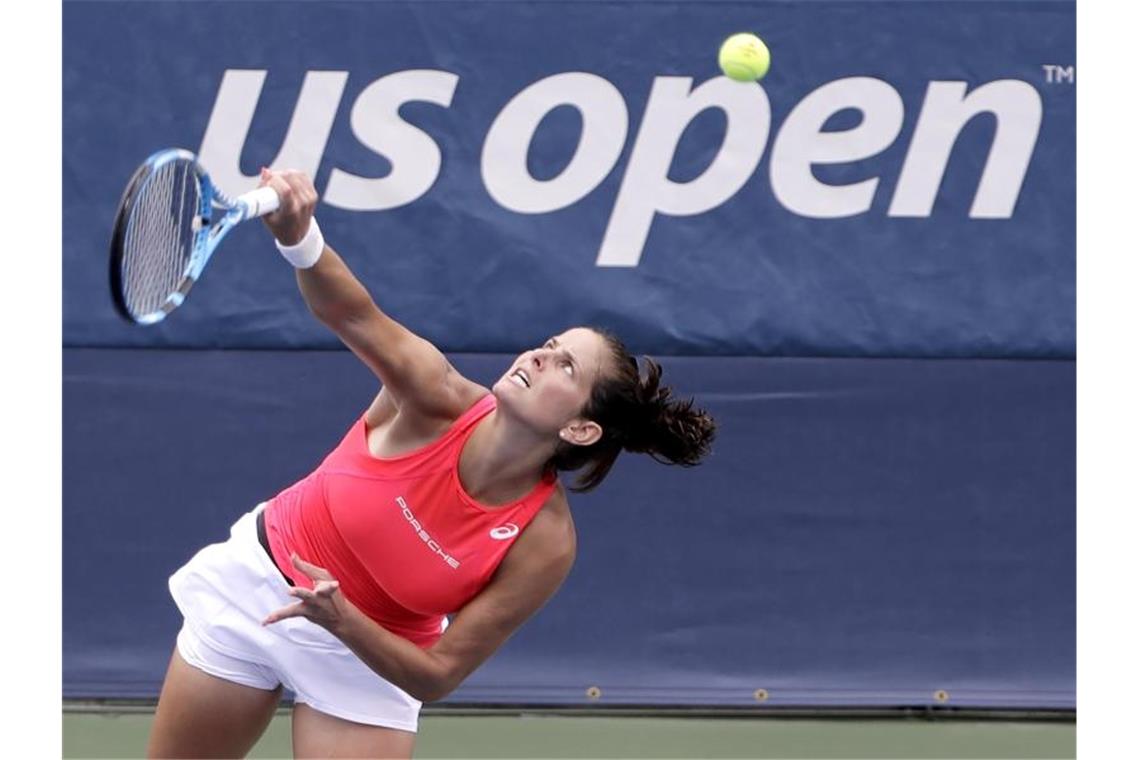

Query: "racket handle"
(236, 186), (281, 220)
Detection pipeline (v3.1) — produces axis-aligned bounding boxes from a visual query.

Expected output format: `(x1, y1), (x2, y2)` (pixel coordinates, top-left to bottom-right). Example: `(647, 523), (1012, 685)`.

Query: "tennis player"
(146, 168), (716, 758)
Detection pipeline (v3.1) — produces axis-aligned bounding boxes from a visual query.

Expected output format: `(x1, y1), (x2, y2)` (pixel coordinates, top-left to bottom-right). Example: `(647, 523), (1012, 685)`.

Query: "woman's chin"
(490, 378), (525, 409)
(491, 376), (515, 397)
(490, 382), (537, 422)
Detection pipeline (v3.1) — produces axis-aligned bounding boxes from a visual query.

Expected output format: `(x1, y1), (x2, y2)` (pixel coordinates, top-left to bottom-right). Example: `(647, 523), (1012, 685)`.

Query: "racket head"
(109, 149), (218, 325)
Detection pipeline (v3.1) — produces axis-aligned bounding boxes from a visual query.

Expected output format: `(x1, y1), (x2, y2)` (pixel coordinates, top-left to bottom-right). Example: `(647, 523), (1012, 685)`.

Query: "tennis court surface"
(64, 707), (1075, 759)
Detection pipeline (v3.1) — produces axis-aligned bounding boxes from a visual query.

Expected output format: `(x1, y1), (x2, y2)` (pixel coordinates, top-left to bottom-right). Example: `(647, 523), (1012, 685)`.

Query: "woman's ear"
(559, 420), (603, 447)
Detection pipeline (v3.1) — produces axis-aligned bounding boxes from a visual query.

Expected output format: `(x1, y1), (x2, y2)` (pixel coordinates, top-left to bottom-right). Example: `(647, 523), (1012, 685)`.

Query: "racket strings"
(120, 160), (201, 319)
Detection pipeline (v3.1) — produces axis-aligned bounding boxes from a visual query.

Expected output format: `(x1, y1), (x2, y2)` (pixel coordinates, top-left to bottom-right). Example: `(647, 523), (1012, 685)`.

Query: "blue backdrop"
(63, 0), (1075, 710)
(64, 351), (1075, 708)
(64, 0), (1074, 357)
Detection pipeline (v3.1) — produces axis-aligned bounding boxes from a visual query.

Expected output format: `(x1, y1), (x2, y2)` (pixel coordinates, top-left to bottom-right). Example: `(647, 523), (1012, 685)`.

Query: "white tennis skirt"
(168, 504), (423, 732)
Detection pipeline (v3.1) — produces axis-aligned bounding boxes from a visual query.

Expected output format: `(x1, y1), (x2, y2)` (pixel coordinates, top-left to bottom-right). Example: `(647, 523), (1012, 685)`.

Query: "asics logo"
(490, 523), (520, 540)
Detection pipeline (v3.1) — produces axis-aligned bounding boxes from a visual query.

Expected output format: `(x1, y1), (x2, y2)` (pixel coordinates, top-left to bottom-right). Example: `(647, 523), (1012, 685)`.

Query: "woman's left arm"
(263, 501), (576, 703)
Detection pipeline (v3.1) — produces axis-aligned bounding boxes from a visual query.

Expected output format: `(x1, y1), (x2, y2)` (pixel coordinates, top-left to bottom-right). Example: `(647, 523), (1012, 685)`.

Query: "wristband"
(275, 218), (325, 269)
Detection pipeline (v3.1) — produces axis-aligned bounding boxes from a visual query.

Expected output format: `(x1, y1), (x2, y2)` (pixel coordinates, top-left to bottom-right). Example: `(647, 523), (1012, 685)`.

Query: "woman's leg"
(291, 702), (416, 759)
(147, 648), (283, 759)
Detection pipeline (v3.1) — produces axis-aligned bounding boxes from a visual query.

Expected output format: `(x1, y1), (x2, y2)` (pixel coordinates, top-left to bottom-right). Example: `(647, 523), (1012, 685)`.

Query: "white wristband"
(275, 218), (325, 269)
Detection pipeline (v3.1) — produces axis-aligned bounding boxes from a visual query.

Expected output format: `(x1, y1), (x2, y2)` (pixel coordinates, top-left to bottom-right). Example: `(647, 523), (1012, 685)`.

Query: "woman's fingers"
(286, 583), (338, 601)
(314, 580), (340, 597)
(258, 168), (315, 245)
(262, 601), (305, 626)
(290, 552), (334, 581)
(263, 556), (341, 629)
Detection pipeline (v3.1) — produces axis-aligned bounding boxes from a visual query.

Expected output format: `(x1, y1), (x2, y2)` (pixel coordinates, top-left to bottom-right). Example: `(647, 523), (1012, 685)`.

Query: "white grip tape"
(236, 186), (281, 219)
(275, 218), (325, 269)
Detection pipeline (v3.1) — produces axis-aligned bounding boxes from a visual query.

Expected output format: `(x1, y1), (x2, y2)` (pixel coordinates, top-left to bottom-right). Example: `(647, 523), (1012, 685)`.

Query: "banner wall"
(64, 0), (1075, 357)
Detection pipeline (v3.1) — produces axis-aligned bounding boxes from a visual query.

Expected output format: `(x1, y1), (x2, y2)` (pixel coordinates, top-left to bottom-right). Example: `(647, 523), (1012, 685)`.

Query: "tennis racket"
(109, 148), (281, 325)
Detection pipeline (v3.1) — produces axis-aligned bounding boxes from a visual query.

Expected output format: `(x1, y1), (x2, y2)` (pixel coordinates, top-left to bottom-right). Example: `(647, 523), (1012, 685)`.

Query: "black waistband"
(256, 508), (295, 587)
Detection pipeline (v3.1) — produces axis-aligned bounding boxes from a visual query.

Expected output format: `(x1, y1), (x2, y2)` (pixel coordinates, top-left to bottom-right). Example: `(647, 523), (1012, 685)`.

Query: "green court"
(64, 707), (1075, 759)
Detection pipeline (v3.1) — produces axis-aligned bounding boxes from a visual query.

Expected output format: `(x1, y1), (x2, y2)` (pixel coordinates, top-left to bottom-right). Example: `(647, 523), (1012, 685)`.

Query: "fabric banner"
(63, 0), (1074, 357)
(64, 350), (1075, 707)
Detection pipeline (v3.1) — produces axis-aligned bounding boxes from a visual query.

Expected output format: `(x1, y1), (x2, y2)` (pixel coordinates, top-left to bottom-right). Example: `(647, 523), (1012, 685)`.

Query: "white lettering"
(324, 70), (459, 211)
(770, 77), (904, 218)
(198, 70), (1047, 267)
(888, 80), (1042, 219)
(482, 72), (628, 213)
(597, 76), (770, 266)
(394, 497), (459, 569)
(199, 69), (348, 196)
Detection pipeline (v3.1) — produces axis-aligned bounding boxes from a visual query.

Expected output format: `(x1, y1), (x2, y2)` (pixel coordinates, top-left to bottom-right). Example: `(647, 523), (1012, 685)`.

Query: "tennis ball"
(718, 32), (770, 82)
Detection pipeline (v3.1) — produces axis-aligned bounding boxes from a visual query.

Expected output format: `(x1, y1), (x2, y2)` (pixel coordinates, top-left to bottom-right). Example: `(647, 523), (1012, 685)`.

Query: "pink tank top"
(264, 394), (557, 648)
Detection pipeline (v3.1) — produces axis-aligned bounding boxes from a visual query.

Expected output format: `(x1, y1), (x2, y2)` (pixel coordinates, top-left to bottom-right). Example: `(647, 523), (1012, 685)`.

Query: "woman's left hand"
(262, 554), (355, 636)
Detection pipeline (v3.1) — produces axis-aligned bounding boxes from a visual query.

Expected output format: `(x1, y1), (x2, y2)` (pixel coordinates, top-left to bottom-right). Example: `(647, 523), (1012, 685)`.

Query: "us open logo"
(200, 70), (1044, 268)
(490, 524), (520, 541)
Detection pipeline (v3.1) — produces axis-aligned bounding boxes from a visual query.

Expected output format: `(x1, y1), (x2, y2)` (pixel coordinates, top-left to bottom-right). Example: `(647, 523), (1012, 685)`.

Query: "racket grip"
(236, 186), (281, 219)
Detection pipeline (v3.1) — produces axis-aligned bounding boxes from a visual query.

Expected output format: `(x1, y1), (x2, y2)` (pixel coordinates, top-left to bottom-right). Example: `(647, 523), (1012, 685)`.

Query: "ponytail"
(547, 329), (716, 492)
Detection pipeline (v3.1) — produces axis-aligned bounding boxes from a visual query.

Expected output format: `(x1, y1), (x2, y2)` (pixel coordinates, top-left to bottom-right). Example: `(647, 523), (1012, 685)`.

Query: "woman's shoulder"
(527, 483), (576, 558)
(440, 372), (493, 422)
(457, 379), (494, 414)
(365, 372), (489, 428)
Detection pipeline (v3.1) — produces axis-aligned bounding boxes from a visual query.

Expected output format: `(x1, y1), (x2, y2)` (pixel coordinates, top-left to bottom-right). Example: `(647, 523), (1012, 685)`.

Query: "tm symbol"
(1042, 65), (1075, 84)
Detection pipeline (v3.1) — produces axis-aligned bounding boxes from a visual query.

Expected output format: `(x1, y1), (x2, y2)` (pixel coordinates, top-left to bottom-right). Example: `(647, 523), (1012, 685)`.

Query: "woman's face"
(493, 327), (611, 440)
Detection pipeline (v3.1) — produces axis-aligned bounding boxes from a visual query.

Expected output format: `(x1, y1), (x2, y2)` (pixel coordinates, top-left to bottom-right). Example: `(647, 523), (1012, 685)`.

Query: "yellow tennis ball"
(718, 32), (770, 82)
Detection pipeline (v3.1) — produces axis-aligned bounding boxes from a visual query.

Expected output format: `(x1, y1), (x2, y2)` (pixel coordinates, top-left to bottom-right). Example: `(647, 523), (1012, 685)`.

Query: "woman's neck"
(458, 409), (555, 506)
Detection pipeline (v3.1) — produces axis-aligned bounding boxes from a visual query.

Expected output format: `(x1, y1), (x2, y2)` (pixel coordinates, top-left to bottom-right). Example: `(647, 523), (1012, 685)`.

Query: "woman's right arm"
(259, 169), (481, 421)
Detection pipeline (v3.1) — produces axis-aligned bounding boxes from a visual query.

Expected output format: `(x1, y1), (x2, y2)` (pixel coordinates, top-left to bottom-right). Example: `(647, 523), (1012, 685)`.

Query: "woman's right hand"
(258, 167), (318, 246)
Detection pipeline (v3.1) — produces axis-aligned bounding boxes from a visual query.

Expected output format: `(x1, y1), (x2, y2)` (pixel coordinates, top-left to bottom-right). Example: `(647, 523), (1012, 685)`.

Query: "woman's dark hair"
(547, 328), (717, 492)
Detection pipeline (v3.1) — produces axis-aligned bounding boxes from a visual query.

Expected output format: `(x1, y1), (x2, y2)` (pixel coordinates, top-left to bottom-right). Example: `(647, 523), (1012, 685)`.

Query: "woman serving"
(147, 168), (716, 759)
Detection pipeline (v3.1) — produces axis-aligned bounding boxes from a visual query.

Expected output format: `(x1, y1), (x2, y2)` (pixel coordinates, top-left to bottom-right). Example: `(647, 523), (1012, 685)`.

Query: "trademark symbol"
(1042, 65), (1075, 84)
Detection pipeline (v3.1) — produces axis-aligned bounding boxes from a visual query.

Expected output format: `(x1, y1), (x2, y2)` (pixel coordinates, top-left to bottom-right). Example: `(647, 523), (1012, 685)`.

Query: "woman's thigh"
(291, 702), (417, 759)
(147, 647), (282, 759)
